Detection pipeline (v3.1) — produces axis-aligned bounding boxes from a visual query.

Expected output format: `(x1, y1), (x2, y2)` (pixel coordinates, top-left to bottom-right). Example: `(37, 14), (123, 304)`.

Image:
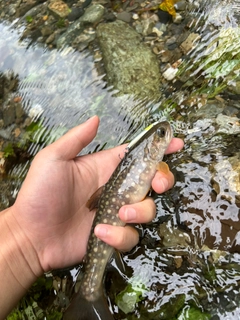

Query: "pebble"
(132, 13), (139, 20)
(180, 32), (201, 54)
(174, 1), (187, 11)
(173, 13), (183, 24)
(152, 27), (163, 38)
(8, 6), (16, 16)
(68, 6), (84, 21)
(163, 66), (178, 81)
(117, 11), (132, 23)
(48, 0), (70, 19)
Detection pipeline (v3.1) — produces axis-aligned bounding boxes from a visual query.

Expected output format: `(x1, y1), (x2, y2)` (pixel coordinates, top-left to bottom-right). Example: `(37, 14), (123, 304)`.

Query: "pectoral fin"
(86, 186), (104, 211)
(156, 161), (169, 174)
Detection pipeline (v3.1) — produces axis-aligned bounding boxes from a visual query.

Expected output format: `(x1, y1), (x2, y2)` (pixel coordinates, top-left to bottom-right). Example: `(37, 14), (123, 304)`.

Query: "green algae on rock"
(96, 20), (162, 102)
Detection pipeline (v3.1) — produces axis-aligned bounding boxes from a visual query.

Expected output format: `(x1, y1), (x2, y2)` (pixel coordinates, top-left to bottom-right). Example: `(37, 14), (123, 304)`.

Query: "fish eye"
(157, 127), (166, 137)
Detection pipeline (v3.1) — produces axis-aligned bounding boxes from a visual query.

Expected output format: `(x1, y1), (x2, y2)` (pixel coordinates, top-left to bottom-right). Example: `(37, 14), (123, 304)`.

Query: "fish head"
(143, 121), (173, 162)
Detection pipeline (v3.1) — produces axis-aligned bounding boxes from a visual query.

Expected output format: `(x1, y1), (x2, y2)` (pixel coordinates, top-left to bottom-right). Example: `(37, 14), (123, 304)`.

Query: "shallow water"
(0, 0), (240, 319)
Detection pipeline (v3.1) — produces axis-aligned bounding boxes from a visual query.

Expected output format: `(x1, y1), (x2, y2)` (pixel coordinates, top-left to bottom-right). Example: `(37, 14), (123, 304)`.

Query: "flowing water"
(0, 0), (240, 319)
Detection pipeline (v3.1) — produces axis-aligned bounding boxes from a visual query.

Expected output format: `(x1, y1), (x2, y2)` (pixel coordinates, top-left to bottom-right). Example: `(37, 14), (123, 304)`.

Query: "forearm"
(0, 207), (41, 319)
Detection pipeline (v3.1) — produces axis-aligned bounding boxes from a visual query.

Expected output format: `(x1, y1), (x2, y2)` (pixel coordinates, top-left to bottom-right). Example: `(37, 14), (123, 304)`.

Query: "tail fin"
(63, 293), (114, 320)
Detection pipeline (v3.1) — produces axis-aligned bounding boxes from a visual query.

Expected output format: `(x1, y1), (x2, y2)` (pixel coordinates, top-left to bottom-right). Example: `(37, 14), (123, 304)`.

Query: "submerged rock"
(96, 20), (162, 101)
(48, 0), (70, 19)
(57, 4), (105, 48)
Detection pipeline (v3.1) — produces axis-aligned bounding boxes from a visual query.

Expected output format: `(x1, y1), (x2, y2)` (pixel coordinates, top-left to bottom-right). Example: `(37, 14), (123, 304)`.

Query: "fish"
(63, 121), (173, 320)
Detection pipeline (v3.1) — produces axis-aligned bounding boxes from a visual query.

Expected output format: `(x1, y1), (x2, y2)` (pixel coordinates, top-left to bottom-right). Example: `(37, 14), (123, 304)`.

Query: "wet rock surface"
(96, 20), (162, 101)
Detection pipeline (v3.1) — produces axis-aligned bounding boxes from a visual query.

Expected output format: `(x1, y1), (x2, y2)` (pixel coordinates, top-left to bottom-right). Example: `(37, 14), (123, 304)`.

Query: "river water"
(0, 0), (240, 319)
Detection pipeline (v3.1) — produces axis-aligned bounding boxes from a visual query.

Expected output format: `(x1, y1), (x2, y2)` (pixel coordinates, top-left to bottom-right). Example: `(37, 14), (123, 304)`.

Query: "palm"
(13, 140), (124, 271)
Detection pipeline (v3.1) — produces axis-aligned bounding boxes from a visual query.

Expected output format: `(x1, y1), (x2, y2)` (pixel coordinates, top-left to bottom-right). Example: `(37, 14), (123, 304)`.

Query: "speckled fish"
(64, 121), (173, 320)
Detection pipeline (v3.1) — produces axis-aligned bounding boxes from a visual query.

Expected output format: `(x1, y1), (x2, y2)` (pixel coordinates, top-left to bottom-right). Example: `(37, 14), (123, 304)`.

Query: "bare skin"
(0, 116), (184, 318)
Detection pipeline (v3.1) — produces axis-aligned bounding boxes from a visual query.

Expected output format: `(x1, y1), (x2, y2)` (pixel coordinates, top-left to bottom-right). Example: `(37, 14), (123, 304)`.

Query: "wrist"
(0, 206), (43, 317)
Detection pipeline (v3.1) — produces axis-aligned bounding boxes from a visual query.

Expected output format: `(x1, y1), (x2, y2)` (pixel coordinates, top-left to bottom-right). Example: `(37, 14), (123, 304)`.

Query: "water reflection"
(0, 20), (165, 209)
(0, 21), (164, 145)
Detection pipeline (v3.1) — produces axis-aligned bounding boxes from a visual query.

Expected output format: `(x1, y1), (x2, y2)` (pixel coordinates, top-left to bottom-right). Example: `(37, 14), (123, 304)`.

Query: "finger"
(47, 116), (100, 160)
(94, 224), (139, 252)
(118, 197), (156, 223)
(165, 138), (184, 154)
(151, 169), (175, 194)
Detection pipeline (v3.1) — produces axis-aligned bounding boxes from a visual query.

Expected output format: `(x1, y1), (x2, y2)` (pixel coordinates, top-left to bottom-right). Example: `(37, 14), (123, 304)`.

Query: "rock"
(41, 26), (53, 37)
(180, 32), (201, 54)
(68, 6), (85, 21)
(216, 114), (240, 134)
(16, 0), (38, 17)
(174, 1), (187, 11)
(57, 4), (105, 48)
(173, 13), (183, 24)
(159, 222), (191, 248)
(214, 153), (240, 195)
(163, 66), (178, 80)
(8, 5), (16, 16)
(48, 0), (70, 19)
(96, 20), (162, 101)
(3, 104), (15, 126)
(116, 11), (132, 23)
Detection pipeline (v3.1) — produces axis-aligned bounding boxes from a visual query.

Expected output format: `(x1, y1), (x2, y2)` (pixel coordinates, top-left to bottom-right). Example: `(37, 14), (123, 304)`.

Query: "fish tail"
(63, 293), (114, 320)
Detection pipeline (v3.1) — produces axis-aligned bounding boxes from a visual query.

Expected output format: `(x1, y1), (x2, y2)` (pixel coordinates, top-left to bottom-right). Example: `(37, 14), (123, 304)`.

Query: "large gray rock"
(96, 20), (162, 101)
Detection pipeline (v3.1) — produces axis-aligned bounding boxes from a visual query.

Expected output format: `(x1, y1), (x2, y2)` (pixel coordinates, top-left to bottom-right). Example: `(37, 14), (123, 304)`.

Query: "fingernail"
(85, 115), (96, 123)
(124, 208), (137, 221)
(95, 225), (108, 238)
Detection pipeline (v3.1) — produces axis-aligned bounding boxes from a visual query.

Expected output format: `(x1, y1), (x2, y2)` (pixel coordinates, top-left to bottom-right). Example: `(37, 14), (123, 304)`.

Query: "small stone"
(152, 46), (160, 55)
(180, 32), (201, 54)
(68, 6), (84, 21)
(81, 4), (105, 24)
(28, 104), (43, 119)
(48, 0), (70, 19)
(174, 257), (183, 268)
(152, 27), (163, 37)
(173, 13), (183, 24)
(13, 128), (21, 138)
(174, 1), (186, 11)
(8, 6), (16, 16)
(41, 26), (53, 37)
(46, 33), (55, 44)
(163, 66), (178, 80)
(132, 13), (139, 20)
(117, 11), (132, 23)
(160, 50), (172, 63)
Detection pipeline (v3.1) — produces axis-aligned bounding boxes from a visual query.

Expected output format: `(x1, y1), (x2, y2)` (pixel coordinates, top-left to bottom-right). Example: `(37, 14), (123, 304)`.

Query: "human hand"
(8, 116), (183, 275)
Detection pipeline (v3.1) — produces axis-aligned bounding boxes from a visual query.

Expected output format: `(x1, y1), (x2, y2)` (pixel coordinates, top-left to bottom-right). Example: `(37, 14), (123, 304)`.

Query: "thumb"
(47, 116), (99, 160)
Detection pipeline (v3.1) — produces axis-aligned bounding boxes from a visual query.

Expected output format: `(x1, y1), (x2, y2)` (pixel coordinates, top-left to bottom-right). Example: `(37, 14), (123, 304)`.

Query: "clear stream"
(0, 0), (240, 319)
